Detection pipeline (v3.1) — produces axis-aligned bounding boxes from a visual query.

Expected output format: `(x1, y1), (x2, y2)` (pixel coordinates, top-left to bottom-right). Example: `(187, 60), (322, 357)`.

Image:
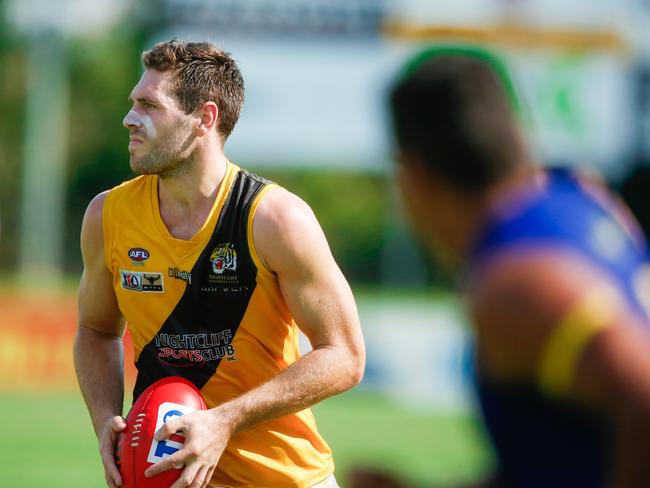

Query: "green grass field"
(1, 390), (492, 487)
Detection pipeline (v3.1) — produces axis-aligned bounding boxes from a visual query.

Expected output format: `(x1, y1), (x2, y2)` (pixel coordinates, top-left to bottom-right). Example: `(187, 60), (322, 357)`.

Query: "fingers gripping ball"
(117, 377), (208, 487)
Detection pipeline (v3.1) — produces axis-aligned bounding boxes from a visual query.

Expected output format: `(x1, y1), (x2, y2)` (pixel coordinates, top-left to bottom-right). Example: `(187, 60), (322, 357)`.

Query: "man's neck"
(157, 143), (229, 240)
(441, 163), (539, 267)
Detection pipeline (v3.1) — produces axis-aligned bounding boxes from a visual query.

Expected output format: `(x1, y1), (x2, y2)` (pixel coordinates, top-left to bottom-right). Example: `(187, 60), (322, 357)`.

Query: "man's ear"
(195, 101), (218, 136)
(398, 152), (441, 193)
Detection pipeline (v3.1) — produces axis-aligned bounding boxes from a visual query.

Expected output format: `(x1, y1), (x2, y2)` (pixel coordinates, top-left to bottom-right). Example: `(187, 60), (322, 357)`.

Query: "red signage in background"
(0, 292), (137, 393)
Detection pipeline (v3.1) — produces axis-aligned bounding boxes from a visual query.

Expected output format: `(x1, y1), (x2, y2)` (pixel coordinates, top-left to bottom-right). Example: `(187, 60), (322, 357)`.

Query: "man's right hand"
(99, 416), (127, 488)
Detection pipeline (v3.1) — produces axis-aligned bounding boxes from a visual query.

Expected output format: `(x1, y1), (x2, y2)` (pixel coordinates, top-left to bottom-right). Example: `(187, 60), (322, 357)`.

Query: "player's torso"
(467, 168), (650, 487)
(103, 162), (333, 487)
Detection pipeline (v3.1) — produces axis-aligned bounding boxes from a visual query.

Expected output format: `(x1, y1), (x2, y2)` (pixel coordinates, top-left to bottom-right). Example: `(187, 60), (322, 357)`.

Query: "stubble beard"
(130, 121), (196, 177)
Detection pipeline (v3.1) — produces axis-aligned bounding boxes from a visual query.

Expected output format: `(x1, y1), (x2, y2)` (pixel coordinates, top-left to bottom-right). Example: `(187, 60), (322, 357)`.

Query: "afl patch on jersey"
(128, 247), (150, 266)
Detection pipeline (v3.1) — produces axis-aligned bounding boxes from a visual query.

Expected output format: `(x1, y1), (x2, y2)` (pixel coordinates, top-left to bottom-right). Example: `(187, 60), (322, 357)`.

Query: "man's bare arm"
(220, 188), (365, 427)
(73, 192), (126, 488)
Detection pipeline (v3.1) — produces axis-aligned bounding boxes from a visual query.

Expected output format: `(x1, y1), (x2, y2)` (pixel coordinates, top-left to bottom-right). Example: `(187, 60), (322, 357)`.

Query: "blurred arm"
(468, 250), (650, 486)
(73, 192), (126, 437)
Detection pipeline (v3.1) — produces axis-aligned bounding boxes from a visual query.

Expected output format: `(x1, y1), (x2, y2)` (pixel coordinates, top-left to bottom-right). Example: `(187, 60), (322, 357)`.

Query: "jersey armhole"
(102, 191), (114, 273)
(247, 184), (279, 277)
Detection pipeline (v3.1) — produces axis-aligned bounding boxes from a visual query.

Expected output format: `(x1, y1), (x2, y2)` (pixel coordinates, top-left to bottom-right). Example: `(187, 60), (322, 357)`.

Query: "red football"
(117, 377), (208, 488)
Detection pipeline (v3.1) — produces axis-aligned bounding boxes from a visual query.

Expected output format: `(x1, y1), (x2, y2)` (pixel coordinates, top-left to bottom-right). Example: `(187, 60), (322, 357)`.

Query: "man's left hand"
(144, 409), (233, 488)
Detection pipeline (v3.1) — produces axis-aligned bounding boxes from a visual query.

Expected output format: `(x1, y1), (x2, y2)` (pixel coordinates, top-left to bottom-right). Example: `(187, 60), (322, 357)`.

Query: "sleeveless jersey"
(103, 161), (334, 488)
(468, 167), (650, 487)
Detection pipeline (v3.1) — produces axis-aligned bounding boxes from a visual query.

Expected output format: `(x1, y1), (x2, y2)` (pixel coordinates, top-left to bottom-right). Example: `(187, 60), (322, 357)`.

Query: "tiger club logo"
(210, 243), (237, 275)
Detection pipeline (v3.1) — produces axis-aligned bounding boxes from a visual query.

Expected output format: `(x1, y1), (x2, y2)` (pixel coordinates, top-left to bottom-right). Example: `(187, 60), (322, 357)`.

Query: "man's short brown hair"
(143, 39), (244, 141)
(390, 54), (526, 193)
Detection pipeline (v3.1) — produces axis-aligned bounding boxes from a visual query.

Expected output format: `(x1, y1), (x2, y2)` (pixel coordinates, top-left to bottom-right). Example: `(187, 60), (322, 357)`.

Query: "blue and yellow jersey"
(468, 167), (650, 487)
(103, 161), (334, 488)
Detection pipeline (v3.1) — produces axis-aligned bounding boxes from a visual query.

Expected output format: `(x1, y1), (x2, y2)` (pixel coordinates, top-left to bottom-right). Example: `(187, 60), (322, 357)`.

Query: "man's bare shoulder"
(254, 186), (316, 234)
(252, 186), (332, 274)
(469, 249), (614, 313)
(84, 191), (109, 221)
(80, 191), (112, 265)
(82, 191), (110, 235)
(467, 249), (621, 378)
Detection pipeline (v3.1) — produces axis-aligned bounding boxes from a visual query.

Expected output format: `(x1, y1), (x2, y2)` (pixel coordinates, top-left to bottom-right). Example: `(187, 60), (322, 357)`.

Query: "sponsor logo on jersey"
(169, 267), (192, 285)
(128, 247), (150, 266)
(155, 330), (237, 366)
(120, 270), (164, 293)
(142, 273), (164, 292)
(147, 402), (195, 465)
(121, 270), (142, 291)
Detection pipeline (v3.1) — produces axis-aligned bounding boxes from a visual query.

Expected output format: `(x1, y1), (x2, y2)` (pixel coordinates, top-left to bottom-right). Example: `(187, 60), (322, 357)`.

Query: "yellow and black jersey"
(103, 161), (333, 488)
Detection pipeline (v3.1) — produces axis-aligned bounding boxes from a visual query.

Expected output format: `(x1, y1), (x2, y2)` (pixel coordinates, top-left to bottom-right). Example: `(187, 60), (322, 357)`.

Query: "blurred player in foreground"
(387, 50), (650, 487)
(73, 39), (365, 488)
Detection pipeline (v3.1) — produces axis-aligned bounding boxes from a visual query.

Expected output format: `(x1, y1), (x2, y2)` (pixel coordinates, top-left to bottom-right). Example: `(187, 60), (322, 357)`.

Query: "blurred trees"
(65, 30), (145, 270)
(0, 0), (27, 272)
(0, 18), (144, 274)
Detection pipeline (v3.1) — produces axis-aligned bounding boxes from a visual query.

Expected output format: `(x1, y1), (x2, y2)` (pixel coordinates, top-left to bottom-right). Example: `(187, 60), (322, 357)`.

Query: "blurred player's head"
(389, 50), (530, 266)
(123, 39), (244, 176)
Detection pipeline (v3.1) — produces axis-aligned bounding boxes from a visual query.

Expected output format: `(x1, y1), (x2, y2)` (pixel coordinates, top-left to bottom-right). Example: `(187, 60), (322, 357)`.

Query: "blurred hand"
(144, 409), (232, 488)
(99, 416), (127, 488)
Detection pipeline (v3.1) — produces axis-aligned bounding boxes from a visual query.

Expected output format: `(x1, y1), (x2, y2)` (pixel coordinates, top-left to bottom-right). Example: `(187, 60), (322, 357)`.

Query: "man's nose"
(123, 109), (142, 129)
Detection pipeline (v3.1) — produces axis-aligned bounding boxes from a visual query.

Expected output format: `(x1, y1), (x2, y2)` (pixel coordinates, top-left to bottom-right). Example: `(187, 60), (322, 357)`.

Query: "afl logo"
(128, 248), (150, 262)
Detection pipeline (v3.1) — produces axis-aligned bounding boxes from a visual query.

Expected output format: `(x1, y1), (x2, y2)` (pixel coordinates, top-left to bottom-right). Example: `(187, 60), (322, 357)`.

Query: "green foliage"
(254, 168), (389, 283)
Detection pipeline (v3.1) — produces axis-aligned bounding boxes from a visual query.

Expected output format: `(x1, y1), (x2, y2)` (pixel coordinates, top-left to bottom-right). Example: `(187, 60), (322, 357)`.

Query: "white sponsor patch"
(146, 402), (196, 465)
(120, 270), (164, 293)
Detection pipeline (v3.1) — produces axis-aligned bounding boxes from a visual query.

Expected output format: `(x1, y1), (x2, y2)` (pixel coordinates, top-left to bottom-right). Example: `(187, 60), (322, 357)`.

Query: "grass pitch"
(1, 390), (492, 487)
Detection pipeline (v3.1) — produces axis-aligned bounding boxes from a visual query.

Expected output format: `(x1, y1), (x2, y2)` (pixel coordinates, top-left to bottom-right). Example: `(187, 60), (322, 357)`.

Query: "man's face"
(123, 69), (196, 176)
(395, 154), (457, 270)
